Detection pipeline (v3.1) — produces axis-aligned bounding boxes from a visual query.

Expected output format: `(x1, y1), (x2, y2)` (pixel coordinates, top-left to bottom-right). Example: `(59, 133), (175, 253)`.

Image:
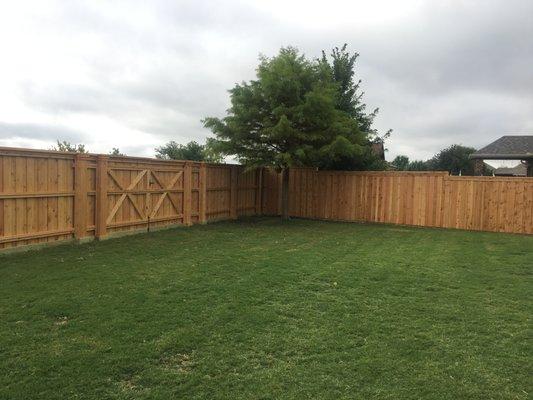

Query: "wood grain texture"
(262, 168), (532, 235)
(1, 147), (531, 251)
(0, 148), (265, 250)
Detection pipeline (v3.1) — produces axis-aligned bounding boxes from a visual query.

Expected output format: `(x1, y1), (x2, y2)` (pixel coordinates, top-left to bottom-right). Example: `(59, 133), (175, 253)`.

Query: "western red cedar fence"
(1, 147), (531, 252)
(261, 168), (533, 235)
(0, 147), (262, 251)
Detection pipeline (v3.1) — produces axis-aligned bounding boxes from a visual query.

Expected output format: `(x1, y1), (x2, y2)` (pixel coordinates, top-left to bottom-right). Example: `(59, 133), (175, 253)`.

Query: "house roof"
(371, 142), (385, 160)
(470, 135), (533, 159)
(494, 163), (527, 177)
(483, 162), (495, 172)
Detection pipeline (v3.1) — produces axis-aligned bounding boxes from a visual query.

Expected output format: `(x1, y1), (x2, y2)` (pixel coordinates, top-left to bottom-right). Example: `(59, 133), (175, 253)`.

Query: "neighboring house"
(470, 135), (533, 177)
(483, 162), (495, 175)
(494, 163), (527, 177)
(371, 141), (385, 160)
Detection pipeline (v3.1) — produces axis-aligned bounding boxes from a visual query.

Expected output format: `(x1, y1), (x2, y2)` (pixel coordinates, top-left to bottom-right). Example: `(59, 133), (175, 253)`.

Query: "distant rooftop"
(494, 163), (527, 177)
(470, 135), (533, 160)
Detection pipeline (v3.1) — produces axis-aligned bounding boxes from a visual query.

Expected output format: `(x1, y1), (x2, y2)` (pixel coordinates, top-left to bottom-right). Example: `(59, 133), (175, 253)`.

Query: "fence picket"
(0, 147), (531, 251)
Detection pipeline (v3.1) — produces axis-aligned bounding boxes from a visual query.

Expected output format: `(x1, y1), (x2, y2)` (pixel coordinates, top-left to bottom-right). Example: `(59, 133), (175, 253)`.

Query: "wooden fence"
(262, 168), (533, 235)
(1, 147), (532, 252)
(0, 147), (262, 251)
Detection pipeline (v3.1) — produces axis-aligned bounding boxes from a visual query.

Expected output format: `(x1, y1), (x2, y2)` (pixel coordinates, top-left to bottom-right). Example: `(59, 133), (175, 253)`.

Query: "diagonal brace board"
(106, 169), (148, 223)
(106, 168), (185, 225)
(148, 170), (183, 219)
(150, 193), (167, 218)
(151, 170), (183, 190)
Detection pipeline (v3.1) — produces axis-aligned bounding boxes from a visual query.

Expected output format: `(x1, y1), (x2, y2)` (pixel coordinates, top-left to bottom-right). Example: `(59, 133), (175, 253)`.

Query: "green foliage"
(407, 159), (430, 171)
(204, 46), (385, 171)
(318, 44), (390, 170)
(426, 144), (494, 175)
(203, 138), (224, 163)
(391, 155), (429, 171)
(427, 144), (476, 175)
(155, 140), (222, 162)
(109, 148), (124, 156)
(1, 218), (531, 399)
(321, 44), (390, 140)
(52, 140), (87, 153)
(394, 145), (492, 175)
(391, 155), (410, 170)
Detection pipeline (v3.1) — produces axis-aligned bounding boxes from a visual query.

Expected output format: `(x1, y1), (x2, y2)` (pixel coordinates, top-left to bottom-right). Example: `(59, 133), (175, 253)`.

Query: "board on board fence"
(1, 147), (532, 251)
(0, 147), (262, 250)
(281, 168), (532, 235)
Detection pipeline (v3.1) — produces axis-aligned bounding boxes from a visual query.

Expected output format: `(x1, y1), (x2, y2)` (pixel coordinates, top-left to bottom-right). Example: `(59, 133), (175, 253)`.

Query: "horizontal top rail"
(289, 167), (450, 176)
(0, 148), (263, 251)
(1, 143), (530, 254)
(444, 175), (532, 182)
(0, 146), (212, 167)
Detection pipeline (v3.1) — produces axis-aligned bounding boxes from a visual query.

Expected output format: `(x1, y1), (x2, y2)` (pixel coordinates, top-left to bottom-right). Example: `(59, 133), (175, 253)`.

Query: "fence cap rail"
(445, 175), (532, 181)
(0, 146), (266, 252)
(290, 167), (450, 176)
(0, 145), (233, 167)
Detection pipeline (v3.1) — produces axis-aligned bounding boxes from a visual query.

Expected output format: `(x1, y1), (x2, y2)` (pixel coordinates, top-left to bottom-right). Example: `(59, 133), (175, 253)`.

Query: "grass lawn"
(0, 218), (531, 399)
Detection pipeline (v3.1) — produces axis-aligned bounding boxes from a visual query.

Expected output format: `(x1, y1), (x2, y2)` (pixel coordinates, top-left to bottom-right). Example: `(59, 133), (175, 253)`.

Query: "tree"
(52, 140), (87, 153)
(319, 43), (392, 170)
(203, 138), (224, 163)
(405, 144), (492, 175)
(204, 47), (372, 220)
(321, 44), (390, 138)
(110, 148), (125, 156)
(155, 140), (222, 162)
(391, 145), (490, 175)
(391, 155), (410, 170)
(318, 44), (390, 170)
(407, 160), (429, 171)
(427, 144), (477, 175)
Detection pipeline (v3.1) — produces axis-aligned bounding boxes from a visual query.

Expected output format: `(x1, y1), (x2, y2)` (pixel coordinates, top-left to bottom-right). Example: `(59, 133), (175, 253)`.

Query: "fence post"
(183, 162), (192, 226)
(277, 170), (283, 216)
(255, 168), (263, 216)
(230, 166), (238, 219)
(95, 155), (108, 240)
(199, 163), (207, 224)
(74, 153), (87, 240)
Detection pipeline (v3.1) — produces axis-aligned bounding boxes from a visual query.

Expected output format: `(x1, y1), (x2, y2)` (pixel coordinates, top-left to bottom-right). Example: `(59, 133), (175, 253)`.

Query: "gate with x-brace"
(106, 167), (184, 229)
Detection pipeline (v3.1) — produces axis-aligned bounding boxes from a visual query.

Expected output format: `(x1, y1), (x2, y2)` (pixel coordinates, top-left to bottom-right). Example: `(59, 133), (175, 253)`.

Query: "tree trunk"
(281, 167), (290, 220)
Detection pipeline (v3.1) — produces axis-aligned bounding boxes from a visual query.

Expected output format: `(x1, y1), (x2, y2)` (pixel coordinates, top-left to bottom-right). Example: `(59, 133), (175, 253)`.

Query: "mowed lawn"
(0, 218), (531, 400)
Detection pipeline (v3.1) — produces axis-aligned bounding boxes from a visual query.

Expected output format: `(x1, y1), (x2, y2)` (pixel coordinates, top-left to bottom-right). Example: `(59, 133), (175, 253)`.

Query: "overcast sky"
(0, 0), (532, 164)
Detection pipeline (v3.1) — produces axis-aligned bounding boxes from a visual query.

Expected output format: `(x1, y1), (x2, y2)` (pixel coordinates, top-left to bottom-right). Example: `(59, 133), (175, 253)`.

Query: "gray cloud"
(360, 0), (533, 96)
(0, 122), (87, 143)
(0, 0), (531, 161)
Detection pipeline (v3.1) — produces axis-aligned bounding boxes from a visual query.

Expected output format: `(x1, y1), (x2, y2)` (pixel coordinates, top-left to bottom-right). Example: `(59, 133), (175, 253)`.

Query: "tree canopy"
(155, 140), (222, 162)
(391, 155), (410, 171)
(204, 46), (387, 171)
(322, 45), (389, 139)
(203, 45), (390, 218)
(52, 140), (87, 153)
(110, 148), (125, 156)
(318, 45), (389, 170)
(427, 144), (477, 175)
(392, 145), (493, 175)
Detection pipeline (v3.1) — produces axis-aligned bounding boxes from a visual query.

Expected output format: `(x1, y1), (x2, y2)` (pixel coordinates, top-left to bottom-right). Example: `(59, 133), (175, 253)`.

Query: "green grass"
(1, 218), (531, 399)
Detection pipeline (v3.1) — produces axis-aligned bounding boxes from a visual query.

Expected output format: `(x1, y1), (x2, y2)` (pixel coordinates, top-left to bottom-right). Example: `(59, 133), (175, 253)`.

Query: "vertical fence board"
(272, 169), (532, 235)
(1, 147), (532, 252)
(95, 155), (108, 239)
(183, 162), (192, 226)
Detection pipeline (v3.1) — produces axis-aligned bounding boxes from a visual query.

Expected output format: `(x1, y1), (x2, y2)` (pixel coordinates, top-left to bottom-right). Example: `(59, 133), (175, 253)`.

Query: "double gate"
(80, 156), (201, 239)
(106, 167), (184, 229)
(0, 147), (262, 250)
